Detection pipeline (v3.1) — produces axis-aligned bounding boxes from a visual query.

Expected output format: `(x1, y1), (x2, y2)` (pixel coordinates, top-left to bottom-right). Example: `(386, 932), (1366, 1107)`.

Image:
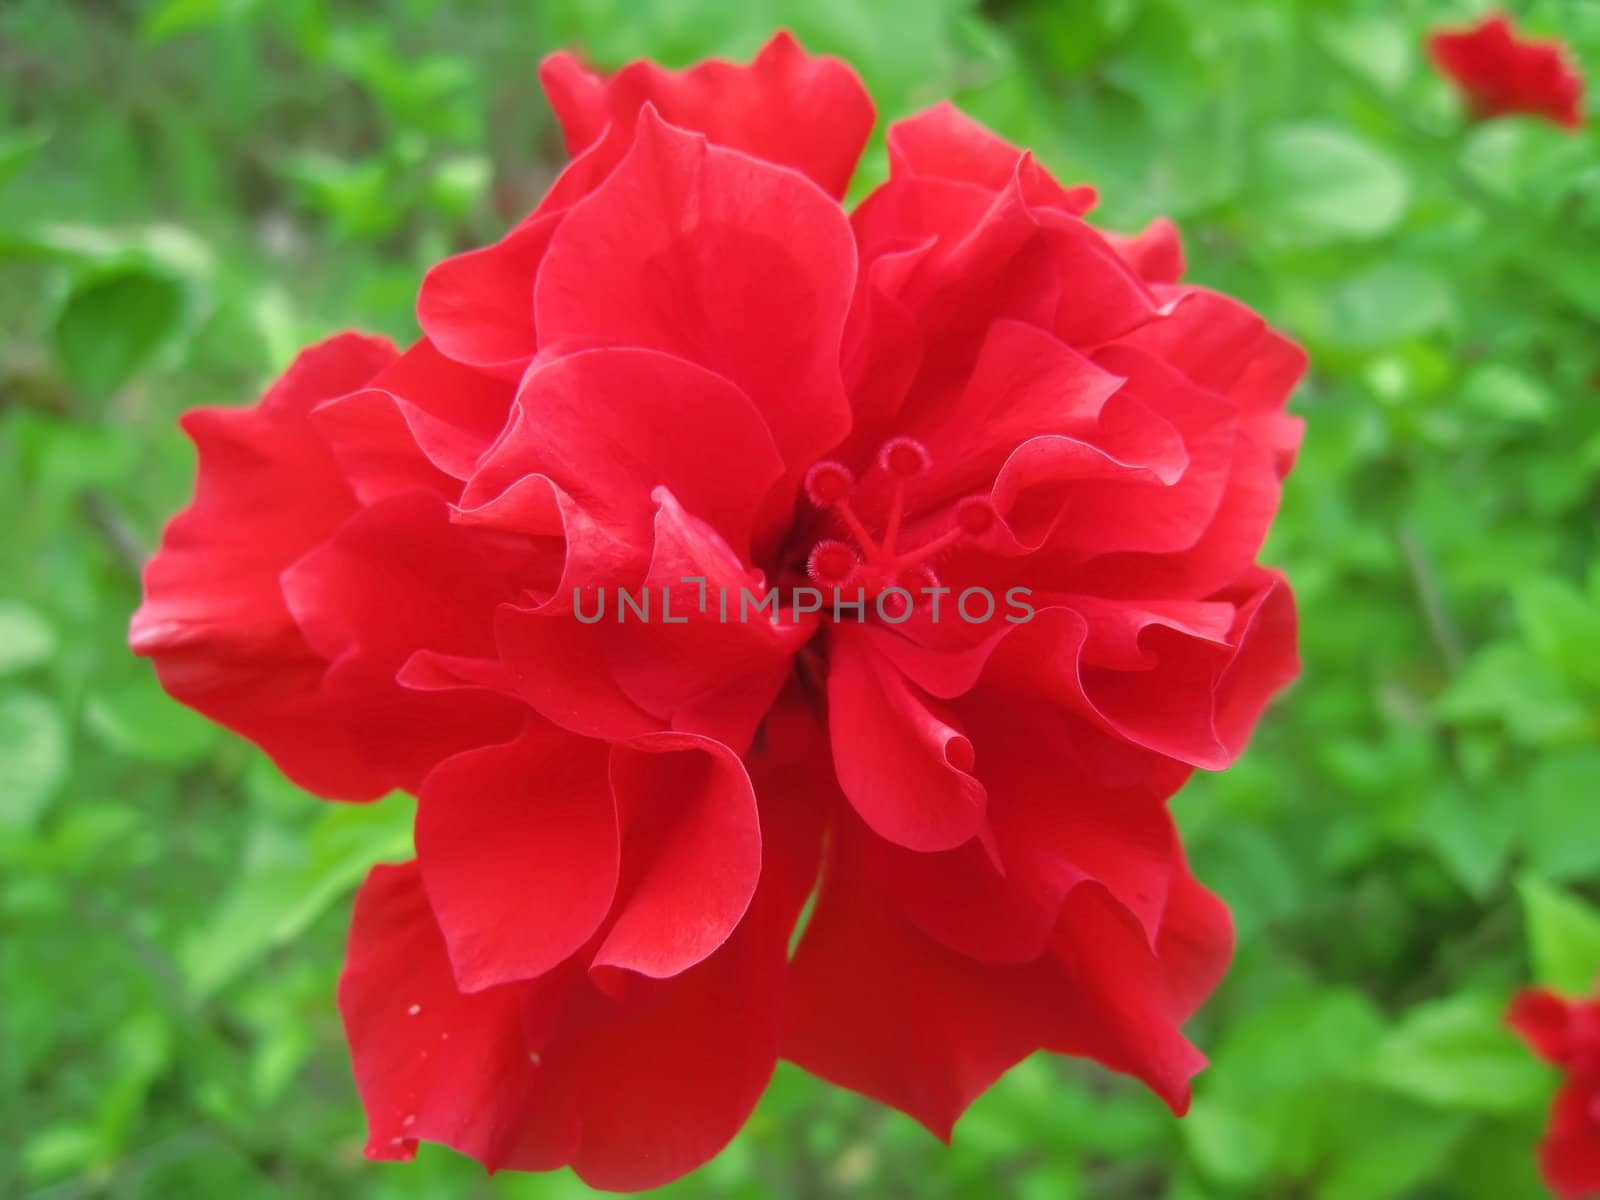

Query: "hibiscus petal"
(372, 336), (518, 446)
(534, 106), (857, 481)
(898, 319), (1124, 502)
(551, 751), (822, 1189)
(462, 346), (785, 564)
(605, 488), (813, 746)
(279, 492), (530, 790)
(1047, 882), (1210, 1114)
(976, 599), (1266, 772)
(1114, 287), (1306, 425)
(784, 819), (1057, 1140)
(348, 750), (824, 1191)
(309, 388), (465, 505)
(827, 625), (987, 853)
(886, 102), (1097, 215)
(494, 603), (664, 741)
(872, 831), (1070, 967)
(540, 30), (875, 199)
(416, 724), (619, 991)
(1085, 423), (1285, 598)
(1508, 988), (1578, 1066)
(965, 699), (1181, 946)
(1044, 344), (1238, 561)
(340, 861), (579, 1172)
(592, 731), (762, 980)
(130, 332), (399, 800)
(416, 216), (555, 372)
(1212, 569), (1300, 759)
(1540, 1078), (1600, 1199)
(1154, 841), (1235, 1020)
(1103, 217), (1185, 285)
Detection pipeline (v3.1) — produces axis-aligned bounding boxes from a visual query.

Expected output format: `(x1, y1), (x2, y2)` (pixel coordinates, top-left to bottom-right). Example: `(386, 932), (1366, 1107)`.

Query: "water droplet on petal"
(407, 1003), (421, 1016)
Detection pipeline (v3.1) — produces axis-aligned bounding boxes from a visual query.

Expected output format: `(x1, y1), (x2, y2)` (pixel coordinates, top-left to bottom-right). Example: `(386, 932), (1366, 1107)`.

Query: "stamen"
(807, 539), (859, 587)
(804, 459), (880, 556)
(803, 460), (855, 507)
(879, 589), (915, 621)
(878, 437), (932, 479)
(954, 495), (997, 536)
(802, 441), (998, 616)
(878, 438), (931, 555)
(892, 524), (966, 569)
(882, 481), (907, 557)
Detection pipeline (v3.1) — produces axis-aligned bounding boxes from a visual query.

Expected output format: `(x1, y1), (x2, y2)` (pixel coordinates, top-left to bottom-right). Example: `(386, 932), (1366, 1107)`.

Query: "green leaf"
(1364, 992), (1548, 1113)
(1459, 364), (1554, 424)
(1255, 124), (1409, 242)
(85, 674), (219, 767)
(143, 0), (261, 41)
(23, 1123), (103, 1183)
(1189, 823), (1302, 942)
(427, 154), (492, 219)
(1420, 782), (1515, 899)
(1519, 874), (1600, 993)
(1324, 264), (1453, 349)
(1316, 14), (1412, 93)
(1515, 578), (1600, 690)
(0, 690), (68, 831)
(1523, 750), (1600, 881)
(1183, 1099), (1274, 1187)
(53, 267), (190, 402)
(1315, 1104), (1469, 1200)
(0, 602), (57, 676)
(0, 127), (51, 188)
(1436, 644), (1587, 746)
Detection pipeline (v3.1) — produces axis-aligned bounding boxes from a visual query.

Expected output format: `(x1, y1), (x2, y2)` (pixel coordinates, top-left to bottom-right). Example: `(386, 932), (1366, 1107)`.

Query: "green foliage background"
(3, 0), (1598, 1196)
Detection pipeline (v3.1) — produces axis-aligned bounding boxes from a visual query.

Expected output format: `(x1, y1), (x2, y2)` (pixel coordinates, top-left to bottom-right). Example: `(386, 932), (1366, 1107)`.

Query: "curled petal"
(593, 731), (762, 980)
(1046, 882), (1209, 1114)
(495, 603), (664, 742)
(341, 852), (807, 1190)
(887, 102), (1097, 215)
(534, 106), (857, 483)
(899, 319), (1125, 503)
(1154, 842), (1236, 1021)
(306, 336), (518, 505)
(279, 492), (529, 791)
(130, 333), (399, 800)
(541, 30), (875, 199)
(463, 347), (785, 565)
(415, 725), (618, 992)
(416, 216), (555, 372)
(1103, 217), (1185, 285)
(827, 625), (987, 853)
(608, 488), (814, 749)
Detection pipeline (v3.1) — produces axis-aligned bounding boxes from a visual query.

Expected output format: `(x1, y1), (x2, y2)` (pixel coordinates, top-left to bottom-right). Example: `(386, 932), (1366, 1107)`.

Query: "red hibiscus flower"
(1509, 987), (1600, 1199)
(1428, 12), (1586, 130)
(131, 32), (1303, 1190)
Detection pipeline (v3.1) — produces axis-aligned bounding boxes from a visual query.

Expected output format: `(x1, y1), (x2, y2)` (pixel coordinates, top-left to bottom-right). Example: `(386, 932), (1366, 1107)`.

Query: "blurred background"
(2, 0), (1598, 1196)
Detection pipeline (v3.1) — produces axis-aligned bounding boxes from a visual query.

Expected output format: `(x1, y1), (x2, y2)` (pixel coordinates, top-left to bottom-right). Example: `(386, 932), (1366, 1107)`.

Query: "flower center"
(802, 437), (995, 611)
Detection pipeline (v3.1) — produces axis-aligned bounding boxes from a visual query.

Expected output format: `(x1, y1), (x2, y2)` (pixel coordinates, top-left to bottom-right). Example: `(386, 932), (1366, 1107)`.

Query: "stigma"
(802, 437), (995, 600)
